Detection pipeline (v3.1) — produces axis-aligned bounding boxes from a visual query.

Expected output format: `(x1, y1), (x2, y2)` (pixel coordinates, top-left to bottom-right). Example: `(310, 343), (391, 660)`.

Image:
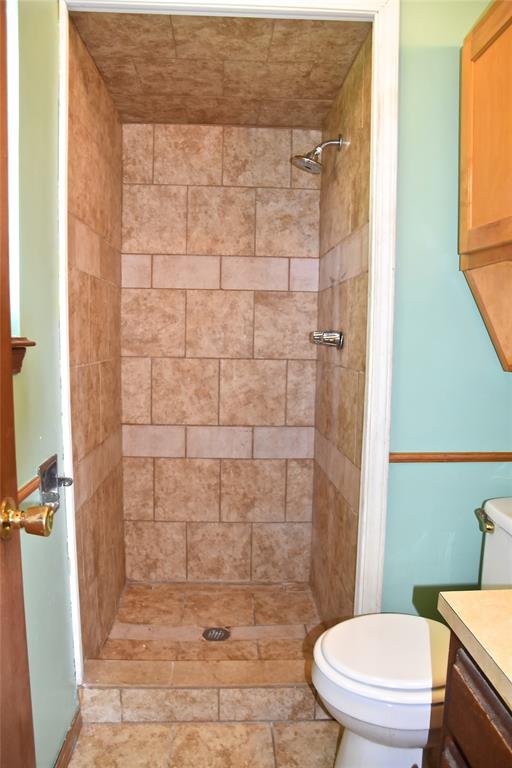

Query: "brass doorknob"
(0, 497), (55, 540)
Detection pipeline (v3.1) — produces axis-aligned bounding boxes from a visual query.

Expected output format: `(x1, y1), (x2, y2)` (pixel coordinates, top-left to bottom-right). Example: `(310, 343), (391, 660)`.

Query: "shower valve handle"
(310, 330), (343, 349)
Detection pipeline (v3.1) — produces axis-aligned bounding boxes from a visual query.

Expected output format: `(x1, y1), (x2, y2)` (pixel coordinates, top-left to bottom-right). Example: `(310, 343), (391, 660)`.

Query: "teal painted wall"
(14, 1), (77, 766)
(382, 0), (512, 618)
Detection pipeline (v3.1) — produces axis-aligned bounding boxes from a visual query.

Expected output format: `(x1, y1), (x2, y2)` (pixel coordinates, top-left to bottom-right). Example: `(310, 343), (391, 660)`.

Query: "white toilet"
(312, 496), (512, 768)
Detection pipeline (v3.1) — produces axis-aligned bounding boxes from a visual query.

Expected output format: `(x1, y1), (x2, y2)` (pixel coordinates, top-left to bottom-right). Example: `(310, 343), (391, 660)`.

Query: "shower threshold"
(81, 582), (329, 724)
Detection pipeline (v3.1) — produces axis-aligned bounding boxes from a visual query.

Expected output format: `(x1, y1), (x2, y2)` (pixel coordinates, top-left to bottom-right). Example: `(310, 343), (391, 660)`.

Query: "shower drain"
(202, 627), (231, 642)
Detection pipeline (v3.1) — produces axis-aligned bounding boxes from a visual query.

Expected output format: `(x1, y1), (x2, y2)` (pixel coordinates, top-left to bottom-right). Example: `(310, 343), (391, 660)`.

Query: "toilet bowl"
(312, 613), (450, 768)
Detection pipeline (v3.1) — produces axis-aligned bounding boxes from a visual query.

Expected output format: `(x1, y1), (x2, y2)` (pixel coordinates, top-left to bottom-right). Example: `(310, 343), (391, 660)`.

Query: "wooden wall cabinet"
(459, 0), (512, 371)
(439, 633), (512, 768)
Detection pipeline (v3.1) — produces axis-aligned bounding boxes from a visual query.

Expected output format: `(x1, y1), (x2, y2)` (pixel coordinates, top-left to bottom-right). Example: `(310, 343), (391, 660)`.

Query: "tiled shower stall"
(67, 14), (370, 678)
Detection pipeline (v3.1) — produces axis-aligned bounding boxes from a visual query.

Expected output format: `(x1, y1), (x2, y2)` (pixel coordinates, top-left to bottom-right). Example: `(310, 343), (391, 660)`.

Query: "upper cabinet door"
(459, 1), (512, 270)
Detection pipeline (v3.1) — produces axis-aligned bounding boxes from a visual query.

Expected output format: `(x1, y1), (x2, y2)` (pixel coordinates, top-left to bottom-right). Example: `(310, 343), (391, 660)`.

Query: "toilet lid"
(321, 613), (450, 691)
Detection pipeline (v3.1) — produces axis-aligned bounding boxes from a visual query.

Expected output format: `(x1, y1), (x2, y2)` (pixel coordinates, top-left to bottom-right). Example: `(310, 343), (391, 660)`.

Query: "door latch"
(38, 454), (73, 510)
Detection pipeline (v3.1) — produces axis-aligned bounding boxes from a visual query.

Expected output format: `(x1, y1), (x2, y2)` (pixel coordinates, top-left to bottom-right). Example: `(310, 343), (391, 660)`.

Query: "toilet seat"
(317, 613), (450, 705)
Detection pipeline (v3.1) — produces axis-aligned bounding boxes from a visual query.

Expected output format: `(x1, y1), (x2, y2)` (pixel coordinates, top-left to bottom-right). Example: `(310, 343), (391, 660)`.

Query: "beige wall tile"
(221, 257), (288, 291)
(286, 460), (314, 522)
(220, 687), (314, 721)
(122, 185), (187, 254)
(122, 254), (151, 288)
(187, 523), (251, 581)
(125, 521), (186, 580)
(155, 459), (220, 522)
(187, 187), (255, 256)
(69, 215), (101, 277)
(152, 358), (219, 425)
(123, 425), (185, 458)
(123, 457), (154, 521)
(89, 277), (110, 362)
(187, 427), (252, 459)
(256, 189), (319, 258)
(252, 523), (312, 582)
(122, 688), (218, 722)
(121, 289), (185, 357)
(273, 722), (340, 768)
(169, 723), (275, 768)
(223, 127), (291, 187)
(122, 357), (151, 424)
(153, 255), (220, 290)
(80, 688), (122, 723)
(154, 124), (223, 186)
(254, 292), (317, 360)
(286, 360), (316, 426)
(289, 258), (319, 292)
(291, 129), (322, 189)
(123, 124), (153, 184)
(186, 290), (253, 358)
(220, 359), (286, 426)
(100, 359), (122, 441)
(254, 427), (314, 459)
(318, 224), (368, 290)
(68, 267), (90, 367)
(71, 364), (101, 461)
(221, 460), (285, 522)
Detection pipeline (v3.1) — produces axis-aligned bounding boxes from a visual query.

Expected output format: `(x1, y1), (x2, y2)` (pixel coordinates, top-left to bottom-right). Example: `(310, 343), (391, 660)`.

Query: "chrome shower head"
(291, 150), (323, 174)
(291, 135), (349, 174)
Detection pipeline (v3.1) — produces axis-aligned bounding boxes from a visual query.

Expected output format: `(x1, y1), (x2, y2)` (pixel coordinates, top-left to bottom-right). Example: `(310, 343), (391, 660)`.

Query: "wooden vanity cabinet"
(438, 633), (512, 768)
(459, 0), (512, 371)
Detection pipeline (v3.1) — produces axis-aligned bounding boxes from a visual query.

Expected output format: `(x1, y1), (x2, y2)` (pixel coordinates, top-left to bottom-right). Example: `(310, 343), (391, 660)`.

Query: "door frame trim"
(58, 0), (84, 683)
(62, 0), (399, 620)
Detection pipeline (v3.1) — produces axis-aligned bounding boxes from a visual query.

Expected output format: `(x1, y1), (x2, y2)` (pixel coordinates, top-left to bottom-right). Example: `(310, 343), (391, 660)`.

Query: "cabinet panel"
(459, 2), (512, 261)
(440, 736), (469, 768)
(471, 22), (512, 230)
(444, 648), (512, 768)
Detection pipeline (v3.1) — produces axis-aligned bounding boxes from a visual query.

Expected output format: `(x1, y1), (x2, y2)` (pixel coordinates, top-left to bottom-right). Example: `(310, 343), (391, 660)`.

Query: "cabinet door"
(459, 1), (512, 268)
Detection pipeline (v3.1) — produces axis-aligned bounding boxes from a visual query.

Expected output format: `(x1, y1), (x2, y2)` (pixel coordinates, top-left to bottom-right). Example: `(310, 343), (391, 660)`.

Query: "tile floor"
(73, 583), (342, 765)
(69, 721), (341, 767)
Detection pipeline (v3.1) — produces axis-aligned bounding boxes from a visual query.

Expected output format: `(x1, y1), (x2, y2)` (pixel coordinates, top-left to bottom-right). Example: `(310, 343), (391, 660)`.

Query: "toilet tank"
(480, 498), (512, 588)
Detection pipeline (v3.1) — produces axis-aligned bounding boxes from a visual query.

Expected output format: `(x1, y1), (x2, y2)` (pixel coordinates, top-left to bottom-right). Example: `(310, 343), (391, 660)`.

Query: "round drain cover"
(202, 627), (231, 642)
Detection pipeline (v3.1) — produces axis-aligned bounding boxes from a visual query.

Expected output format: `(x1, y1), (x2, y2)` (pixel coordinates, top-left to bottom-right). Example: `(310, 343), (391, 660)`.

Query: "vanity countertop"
(438, 588), (512, 709)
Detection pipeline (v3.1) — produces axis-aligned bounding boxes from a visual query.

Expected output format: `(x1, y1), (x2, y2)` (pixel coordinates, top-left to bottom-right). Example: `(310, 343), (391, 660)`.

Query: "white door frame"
(60, 1), (398, 661)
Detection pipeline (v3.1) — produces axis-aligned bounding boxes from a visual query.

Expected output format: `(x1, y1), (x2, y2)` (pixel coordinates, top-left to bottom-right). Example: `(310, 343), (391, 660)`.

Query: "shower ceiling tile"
(185, 98), (260, 127)
(268, 19), (370, 63)
(136, 60), (225, 98)
(71, 12), (176, 59)
(172, 16), (274, 61)
(223, 61), (313, 101)
(70, 13), (371, 128)
(256, 100), (331, 129)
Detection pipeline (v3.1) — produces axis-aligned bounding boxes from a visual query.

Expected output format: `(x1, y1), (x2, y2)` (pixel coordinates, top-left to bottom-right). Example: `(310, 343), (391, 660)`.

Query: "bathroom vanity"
(437, 590), (512, 767)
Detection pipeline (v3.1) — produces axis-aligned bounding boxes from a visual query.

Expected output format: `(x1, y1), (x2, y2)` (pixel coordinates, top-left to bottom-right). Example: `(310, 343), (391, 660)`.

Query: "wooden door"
(0, 2), (36, 765)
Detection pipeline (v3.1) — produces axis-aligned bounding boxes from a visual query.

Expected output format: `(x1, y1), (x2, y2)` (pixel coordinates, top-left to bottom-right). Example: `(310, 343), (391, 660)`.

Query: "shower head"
(291, 135), (349, 174)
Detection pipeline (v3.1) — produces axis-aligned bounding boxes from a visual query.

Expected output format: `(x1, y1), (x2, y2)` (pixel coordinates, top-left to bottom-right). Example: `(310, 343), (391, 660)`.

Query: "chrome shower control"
(310, 330), (343, 349)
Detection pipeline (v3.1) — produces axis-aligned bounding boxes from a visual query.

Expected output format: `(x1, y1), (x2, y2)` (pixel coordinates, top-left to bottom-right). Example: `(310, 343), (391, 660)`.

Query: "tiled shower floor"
(72, 583), (341, 767)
